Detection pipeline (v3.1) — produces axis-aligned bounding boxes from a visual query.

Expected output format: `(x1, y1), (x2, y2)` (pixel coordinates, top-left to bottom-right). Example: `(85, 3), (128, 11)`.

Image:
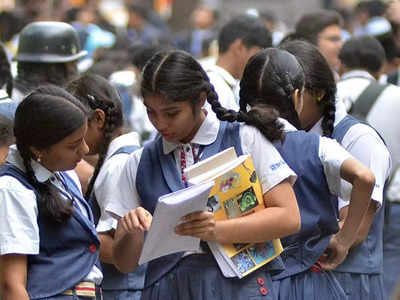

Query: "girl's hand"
(119, 207), (152, 235)
(174, 211), (217, 242)
(319, 234), (350, 271)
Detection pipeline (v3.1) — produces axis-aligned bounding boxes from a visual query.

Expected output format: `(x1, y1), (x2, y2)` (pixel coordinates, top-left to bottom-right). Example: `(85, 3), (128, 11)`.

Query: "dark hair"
(218, 15), (272, 54)
(14, 62), (78, 96)
(0, 114), (14, 146)
(355, 0), (386, 18)
(240, 48), (304, 130)
(375, 32), (400, 63)
(0, 43), (13, 96)
(293, 10), (342, 45)
(339, 35), (386, 73)
(141, 49), (283, 141)
(281, 40), (337, 137)
(14, 85), (87, 224)
(130, 43), (168, 72)
(66, 74), (123, 199)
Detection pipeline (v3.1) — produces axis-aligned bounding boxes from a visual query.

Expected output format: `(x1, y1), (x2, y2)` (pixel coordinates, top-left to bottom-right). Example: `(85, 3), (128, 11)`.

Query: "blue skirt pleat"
(272, 269), (346, 300)
(333, 272), (386, 300)
(141, 254), (277, 300)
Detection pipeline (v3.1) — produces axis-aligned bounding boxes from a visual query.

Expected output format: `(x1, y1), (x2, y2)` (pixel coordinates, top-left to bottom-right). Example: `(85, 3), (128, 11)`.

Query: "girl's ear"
(199, 91), (207, 107)
(90, 109), (106, 130)
(293, 88), (304, 115)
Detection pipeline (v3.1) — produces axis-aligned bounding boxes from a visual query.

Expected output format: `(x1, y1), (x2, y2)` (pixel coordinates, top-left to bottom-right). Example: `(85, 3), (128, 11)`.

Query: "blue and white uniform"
(0, 146), (102, 299)
(272, 119), (352, 300)
(309, 100), (391, 300)
(106, 112), (296, 300)
(92, 132), (145, 300)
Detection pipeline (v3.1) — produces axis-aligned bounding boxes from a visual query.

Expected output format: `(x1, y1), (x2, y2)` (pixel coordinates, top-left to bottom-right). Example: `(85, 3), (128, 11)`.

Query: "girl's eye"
(166, 111), (179, 118)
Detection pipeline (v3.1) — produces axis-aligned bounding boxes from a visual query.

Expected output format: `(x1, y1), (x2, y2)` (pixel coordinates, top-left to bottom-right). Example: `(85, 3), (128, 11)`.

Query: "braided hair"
(67, 74), (123, 199)
(240, 48), (305, 131)
(14, 85), (87, 224)
(141, 50), (283, 142)
(281, 40), (336, 137)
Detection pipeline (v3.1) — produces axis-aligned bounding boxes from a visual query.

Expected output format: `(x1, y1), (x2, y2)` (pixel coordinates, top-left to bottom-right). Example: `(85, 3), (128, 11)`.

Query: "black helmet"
(13, 21), (87, 63)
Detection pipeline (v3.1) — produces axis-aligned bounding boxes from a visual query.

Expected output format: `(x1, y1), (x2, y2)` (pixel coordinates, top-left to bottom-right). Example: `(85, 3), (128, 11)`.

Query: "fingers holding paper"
(120, 207), (152, 234)
(175, 211), (218, 242)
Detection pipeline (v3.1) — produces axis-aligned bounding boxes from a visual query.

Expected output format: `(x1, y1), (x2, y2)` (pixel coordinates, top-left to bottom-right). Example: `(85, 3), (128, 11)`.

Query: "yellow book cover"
(185, 147), (283, 278)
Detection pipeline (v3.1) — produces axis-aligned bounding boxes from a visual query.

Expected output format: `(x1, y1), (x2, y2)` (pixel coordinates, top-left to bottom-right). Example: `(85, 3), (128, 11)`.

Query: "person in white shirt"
(333, 34), (400, 299)
(0, 86), (102, 300)
(282, 38), (392, 300)
(106, 49), (301, 300)
(67, 73), (145, 300)
(239, 47), (375, 300)
(203, 14), (272, 112)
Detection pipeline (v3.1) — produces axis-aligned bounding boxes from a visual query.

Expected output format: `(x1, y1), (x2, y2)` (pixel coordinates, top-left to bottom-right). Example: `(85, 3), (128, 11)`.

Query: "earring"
(37, 155), (42, 163)
(316, 96), (322, 102)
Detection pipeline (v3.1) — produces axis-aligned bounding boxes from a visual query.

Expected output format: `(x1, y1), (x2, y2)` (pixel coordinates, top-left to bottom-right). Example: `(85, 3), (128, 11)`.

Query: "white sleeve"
(105, 148), (143, 219)
(240, 124), (297, 194)
(338, 126), (391, 209)
(94, 154), (129, 232)
(0, 176), (40, 255)
(318, 137), (352, 200)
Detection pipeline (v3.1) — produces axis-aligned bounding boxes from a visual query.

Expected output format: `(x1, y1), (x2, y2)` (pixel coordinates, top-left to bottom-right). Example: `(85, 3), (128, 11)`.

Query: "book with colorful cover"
(184, 147), (283, 278)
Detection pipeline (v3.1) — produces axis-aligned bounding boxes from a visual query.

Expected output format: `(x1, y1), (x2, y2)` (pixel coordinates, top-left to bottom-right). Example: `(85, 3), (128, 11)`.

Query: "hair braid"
(206, 83), (283, 141)
(17, 143), (73, 224)
(85, 104), (118, 199)
(320, 96), (335, 137)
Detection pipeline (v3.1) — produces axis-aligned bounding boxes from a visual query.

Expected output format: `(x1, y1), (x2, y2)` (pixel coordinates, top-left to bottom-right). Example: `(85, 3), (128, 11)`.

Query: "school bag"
(349, 81), (389, 121)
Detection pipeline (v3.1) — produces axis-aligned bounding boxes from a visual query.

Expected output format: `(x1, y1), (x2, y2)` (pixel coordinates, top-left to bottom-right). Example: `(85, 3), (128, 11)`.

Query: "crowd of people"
(1, 0), (400, 299)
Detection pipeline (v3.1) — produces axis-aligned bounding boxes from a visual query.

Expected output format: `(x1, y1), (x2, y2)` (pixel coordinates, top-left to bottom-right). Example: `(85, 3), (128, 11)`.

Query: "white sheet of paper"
(138, 180), (215, 265)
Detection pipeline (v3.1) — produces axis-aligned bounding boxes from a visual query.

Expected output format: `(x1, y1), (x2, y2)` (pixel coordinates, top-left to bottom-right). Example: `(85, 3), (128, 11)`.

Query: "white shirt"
(280, 118), (353, 201)
(95, 132), (141, 233)
(309, 98), (391, 209)
(337, 70), (400, 171)
(203, 64), (240, 113)
(106, 112), (296, 219)
(0, 146), (103, 284)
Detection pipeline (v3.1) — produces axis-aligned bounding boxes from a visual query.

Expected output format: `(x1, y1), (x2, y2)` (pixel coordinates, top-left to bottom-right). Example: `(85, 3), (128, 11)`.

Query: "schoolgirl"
(0, 86), (102, 299)
(105, 49), (301, 300)
(67, 73), (144, 300)
(281, 40), (391, 300)
(239, 47), (375, 299)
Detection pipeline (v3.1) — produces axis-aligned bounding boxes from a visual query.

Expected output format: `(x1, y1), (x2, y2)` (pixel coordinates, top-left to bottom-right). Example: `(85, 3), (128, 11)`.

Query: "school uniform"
(92, 132), (146, 300)
(106, 112), (297, 300)
(0, 146), (102, 300)
(309, 100), (391, 300)
(271, 119), (352, 300)
(203, 64), (240, 112)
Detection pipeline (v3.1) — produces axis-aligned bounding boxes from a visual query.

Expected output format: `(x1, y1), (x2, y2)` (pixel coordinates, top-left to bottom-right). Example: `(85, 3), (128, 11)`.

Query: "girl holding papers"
(106, 49), (300, 300)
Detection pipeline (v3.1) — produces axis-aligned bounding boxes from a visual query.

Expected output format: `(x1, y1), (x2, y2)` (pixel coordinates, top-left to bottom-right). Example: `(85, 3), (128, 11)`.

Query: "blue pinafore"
(271, 130), (346, 299)
(331, 115), (387, 300)
(0, 163), (101, 300)
(135, 121), (282, 300)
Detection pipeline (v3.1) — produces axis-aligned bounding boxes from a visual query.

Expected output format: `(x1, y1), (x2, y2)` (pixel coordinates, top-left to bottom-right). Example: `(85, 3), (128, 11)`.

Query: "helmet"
(13, 21), (87, 63)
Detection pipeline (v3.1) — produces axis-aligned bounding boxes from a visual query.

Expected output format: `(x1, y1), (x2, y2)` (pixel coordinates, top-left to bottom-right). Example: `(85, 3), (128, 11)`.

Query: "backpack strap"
(349, 81), (389, 120)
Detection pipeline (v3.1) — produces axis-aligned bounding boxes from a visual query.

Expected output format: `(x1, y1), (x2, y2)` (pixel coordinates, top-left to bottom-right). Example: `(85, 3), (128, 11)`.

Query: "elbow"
(357, 169), (376, 196)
